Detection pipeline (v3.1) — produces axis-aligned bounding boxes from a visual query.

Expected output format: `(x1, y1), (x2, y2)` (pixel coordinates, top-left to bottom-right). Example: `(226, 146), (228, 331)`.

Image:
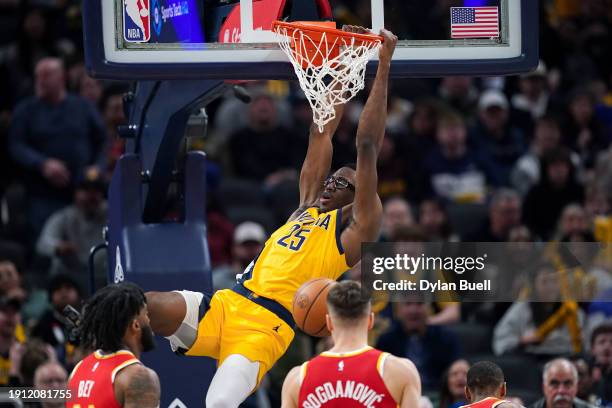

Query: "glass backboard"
(83, 0), (538, 79)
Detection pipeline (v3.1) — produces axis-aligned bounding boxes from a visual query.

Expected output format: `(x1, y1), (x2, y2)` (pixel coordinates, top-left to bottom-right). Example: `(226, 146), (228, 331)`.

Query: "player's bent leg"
(145, 291), (187, 336)
(205, 354), (260, 408)
(146, 290), (205, 352)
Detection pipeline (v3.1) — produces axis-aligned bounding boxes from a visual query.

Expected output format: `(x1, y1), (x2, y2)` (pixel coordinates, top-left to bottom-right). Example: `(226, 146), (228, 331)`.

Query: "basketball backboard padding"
(83, 0), (538, 80)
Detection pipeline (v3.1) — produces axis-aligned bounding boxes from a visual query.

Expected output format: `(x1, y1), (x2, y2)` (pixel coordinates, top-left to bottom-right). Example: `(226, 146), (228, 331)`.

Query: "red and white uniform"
(461, 397), (507, 408)
(67, 350), (140, 408)
(298, 346), (397, 408)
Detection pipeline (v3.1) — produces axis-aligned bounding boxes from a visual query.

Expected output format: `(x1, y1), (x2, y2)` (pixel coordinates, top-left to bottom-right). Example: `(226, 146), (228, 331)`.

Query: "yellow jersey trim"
(68, 360), (83, 382)
(111, 358), (141, 383)
(94, 350), (135, 360)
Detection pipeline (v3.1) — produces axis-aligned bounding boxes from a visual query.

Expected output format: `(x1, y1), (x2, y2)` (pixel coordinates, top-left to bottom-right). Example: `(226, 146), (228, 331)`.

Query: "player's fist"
(342, 25), (369, 35)
(378, 29), (398, 64)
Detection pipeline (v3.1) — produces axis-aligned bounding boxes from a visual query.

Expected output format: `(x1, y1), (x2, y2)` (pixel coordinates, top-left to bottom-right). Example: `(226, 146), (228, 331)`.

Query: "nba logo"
(123, 0), (151, 42)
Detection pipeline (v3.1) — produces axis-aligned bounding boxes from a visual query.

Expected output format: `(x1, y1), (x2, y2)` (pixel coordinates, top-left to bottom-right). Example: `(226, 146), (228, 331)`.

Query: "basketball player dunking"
(460, 361), (524, 408)
(282, 281), (421, 408)
(145, 28), (398, 407)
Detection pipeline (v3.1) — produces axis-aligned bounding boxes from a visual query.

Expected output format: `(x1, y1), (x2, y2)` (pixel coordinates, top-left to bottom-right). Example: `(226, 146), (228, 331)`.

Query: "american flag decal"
(450, 7), (500, 39)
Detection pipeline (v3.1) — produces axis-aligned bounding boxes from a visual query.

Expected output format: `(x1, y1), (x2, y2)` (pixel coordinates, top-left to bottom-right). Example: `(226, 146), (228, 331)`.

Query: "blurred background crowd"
(1, 0), (612, 407)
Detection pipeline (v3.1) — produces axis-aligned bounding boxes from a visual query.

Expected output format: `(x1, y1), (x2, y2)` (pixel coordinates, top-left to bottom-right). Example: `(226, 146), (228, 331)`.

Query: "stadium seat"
(217, 179), (266, 209)
(226, 205), (278, 233)
(448, 322), (493, 356)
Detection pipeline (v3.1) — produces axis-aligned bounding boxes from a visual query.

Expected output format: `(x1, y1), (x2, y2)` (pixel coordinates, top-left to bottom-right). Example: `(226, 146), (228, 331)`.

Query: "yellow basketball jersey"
(240, 207), (349, 311)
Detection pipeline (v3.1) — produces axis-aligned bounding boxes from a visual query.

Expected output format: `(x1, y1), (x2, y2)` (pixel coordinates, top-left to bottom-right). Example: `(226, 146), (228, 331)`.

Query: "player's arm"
(341, 29), (398, 266)
(115, 364), (161, 408)
(281, 366), (301, 408)
(383, 356), (421, 408)
(290, 104), (346, 221)
(498, 402), (525, 408)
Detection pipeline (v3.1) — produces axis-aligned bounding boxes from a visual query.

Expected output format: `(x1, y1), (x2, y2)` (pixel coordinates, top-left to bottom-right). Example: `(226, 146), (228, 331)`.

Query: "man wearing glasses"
(145, 29), (399, 408)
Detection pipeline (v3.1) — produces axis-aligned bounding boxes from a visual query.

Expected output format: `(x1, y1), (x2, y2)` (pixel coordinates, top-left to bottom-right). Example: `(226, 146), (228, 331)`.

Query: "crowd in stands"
(1, 0), (612, 406)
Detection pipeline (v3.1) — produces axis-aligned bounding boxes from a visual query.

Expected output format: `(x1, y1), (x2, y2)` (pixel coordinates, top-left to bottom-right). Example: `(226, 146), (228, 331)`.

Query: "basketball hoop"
(272, 21), (383, 132)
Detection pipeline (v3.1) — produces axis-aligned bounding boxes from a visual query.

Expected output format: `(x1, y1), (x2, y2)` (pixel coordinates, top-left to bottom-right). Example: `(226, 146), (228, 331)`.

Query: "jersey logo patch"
(338, 360), (344, 372)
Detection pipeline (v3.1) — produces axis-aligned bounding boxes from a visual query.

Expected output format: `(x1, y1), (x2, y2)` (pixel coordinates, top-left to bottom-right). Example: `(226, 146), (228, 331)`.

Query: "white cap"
(234, 222), (266, 244)
(478, 89), (509, 111)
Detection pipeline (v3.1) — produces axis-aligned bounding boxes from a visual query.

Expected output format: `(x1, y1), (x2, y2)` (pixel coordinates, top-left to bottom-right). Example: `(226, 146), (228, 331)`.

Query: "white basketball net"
(274, 25), (382, 132)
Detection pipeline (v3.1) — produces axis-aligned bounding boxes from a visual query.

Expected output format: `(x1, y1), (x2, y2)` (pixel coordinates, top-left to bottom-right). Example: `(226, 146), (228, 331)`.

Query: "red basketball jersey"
(461, 397), (507, 408)
(299, 346), (397, 408)
(67, 350), (140, 408)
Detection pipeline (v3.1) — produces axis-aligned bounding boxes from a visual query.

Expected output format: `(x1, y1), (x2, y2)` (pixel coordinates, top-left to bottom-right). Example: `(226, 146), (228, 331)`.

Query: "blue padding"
(107, 151), (214, 406)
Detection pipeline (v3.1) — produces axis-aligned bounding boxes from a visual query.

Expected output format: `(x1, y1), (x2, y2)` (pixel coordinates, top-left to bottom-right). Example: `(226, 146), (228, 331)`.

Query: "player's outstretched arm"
(115, 364), (161, 408)
(281, 366), (301, 408)
(341, 29), (398, 266)
(292, 103), (346, 220)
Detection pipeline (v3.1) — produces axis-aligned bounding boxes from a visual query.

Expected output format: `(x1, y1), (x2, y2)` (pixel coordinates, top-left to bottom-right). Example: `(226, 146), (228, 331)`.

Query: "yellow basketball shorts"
(185, 289), (295, 385)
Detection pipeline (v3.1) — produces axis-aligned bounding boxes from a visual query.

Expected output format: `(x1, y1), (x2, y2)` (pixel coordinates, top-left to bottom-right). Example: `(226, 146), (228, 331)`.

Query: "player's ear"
(325, 314), (333, 332)
(131, 317), (141, 332)
(500, 382), (507, 398)
(367, 312), (374, 330)
(464, 386), (471, 402)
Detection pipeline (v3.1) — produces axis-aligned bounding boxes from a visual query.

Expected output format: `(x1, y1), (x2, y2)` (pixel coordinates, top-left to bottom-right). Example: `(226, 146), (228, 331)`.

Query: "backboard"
(83, 0), (538, 80)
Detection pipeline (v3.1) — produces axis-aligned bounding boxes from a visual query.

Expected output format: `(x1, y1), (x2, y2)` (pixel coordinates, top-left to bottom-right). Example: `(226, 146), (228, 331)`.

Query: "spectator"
(590, 324), (612, 406)
(562, 88), (609, 170)
(376, 301), (461, 390)
(523, 147), (585, 240)
(17, 338), (55, 387)
(570, 356), (598, 406)
(78, 74), (103, 106)
(493, 262), (585, 357)
(395, 99), (440, 201)
(8, 57), (106, 240)
(470, 90), (527, 186)
(36, 174), (107, 289)
(0, 260), (47, 325)
(584, 182), (610, 224)
(380, 197), (414, 241)
(390, 226), (461, 325)
(465, 189), (522, 242)
(31, 274), (81, 365)
(100, 86), (127, 179)
(33, 360), (68, 408)
(438, 76), (479, 120)
(377, 135), (411, 200)
(424, 111), (498, 203)
(212, 221), (266, 290)
(0, 8), (62, 108)
(511, 61), (552, 120)
(228, 93), (298, 184)
(529, 358), (595, 408)
(556, 204), (590, 240)
(511, 116), (577, 196)
(418, 198), (458, 242)
(439, 359), (470, 408)
(0, 295), (25, 385)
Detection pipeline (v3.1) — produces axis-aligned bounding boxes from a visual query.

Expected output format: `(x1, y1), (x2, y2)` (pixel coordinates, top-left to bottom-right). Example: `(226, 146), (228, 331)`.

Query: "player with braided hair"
(67, 282), (160, 408)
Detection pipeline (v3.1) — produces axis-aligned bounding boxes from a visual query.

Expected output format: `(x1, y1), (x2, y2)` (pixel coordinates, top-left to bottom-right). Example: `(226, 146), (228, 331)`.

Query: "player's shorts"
(172, 287), (295, 386)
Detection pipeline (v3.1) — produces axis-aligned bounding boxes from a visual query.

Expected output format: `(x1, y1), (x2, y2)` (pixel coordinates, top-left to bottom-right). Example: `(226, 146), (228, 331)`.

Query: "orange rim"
(272, 20), (384, 45)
